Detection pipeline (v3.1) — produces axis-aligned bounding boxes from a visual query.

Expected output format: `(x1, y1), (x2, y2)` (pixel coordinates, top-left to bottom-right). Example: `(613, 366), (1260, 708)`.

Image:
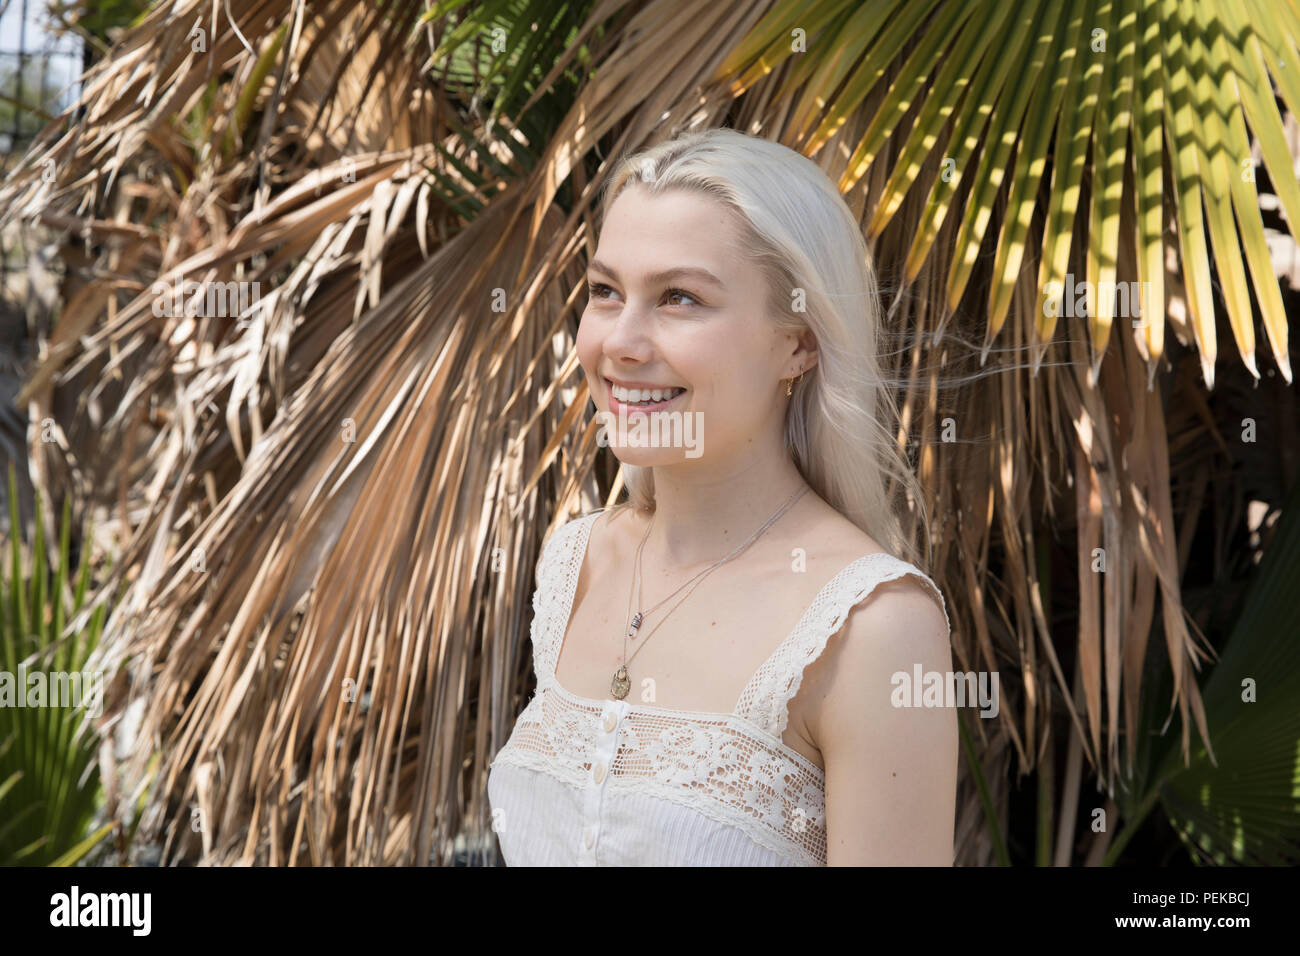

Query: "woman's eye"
(585, 282), (699, 308)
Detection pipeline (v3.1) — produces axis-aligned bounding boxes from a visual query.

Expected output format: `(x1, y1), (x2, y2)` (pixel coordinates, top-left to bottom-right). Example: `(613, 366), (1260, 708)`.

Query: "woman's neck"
(645, 455), (811, 568)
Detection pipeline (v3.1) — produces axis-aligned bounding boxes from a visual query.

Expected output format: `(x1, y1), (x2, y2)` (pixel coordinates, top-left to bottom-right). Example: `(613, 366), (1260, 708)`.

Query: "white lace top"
(487, 510), (948, 866)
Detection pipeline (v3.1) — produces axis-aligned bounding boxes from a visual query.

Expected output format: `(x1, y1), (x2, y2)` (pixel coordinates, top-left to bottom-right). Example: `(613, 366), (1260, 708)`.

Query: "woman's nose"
(601, 302), (654, 363)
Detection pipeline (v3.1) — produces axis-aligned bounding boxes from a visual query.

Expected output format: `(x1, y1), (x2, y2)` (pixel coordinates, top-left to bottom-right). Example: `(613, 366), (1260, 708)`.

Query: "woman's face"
(577, 186), (809, 469)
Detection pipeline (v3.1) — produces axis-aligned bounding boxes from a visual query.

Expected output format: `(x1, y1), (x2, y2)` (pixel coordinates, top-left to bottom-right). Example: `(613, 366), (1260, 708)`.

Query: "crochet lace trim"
(491, 689), (826, 866)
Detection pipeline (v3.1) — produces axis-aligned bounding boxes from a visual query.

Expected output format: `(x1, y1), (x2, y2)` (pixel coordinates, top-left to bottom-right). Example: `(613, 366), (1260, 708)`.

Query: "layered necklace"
(609, 485), (809, 700)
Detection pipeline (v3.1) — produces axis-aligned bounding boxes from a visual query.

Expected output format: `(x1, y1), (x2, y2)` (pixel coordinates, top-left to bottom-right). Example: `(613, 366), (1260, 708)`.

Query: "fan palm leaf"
(1104, 473), (1300, 865)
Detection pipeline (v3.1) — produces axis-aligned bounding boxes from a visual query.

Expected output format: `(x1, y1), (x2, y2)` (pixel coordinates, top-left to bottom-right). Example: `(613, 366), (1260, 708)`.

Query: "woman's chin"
(609, 446), (693, 467)
(594, 404), (706, 465)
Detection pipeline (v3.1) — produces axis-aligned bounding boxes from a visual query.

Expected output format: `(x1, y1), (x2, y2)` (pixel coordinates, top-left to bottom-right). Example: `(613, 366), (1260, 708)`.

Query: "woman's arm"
(811, 577), (958, 866)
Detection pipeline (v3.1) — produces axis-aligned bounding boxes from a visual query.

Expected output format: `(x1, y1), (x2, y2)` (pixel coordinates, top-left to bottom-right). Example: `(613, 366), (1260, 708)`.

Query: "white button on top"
(593, 759), (607, 784)
(583, 825), (595, 848)
(602, 711), (617, 733)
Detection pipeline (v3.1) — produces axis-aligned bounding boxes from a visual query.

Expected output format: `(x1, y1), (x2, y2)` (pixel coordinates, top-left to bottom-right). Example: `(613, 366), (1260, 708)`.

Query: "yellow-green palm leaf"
(720, 0), (1300, 388)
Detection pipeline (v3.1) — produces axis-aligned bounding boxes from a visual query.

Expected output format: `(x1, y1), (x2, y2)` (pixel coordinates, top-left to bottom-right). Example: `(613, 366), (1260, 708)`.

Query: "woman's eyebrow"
(588, 260), (724, 289)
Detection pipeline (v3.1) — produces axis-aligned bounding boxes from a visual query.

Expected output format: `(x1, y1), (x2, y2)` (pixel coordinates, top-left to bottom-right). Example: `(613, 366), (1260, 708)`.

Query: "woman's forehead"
(598, 193), (750, 277)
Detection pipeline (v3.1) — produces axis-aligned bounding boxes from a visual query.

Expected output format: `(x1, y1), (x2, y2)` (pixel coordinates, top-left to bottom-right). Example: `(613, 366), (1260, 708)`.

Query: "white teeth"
(611, 383), (684, 404)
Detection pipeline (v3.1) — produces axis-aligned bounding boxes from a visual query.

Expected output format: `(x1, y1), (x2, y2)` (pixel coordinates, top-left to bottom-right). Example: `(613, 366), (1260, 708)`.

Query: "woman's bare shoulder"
(788, 500), (949, 716)
(821, 500), (947, 641)
(787, 496), (892, 569)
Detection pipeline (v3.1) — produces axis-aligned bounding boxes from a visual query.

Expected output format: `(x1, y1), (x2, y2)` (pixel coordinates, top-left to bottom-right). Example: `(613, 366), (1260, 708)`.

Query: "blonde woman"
(488, 127), (956, 866)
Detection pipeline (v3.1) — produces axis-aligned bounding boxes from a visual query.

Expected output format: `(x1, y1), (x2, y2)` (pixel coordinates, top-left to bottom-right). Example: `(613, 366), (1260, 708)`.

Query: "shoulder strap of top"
(733, 552), (950, 738)
(530, 510), (603, 685)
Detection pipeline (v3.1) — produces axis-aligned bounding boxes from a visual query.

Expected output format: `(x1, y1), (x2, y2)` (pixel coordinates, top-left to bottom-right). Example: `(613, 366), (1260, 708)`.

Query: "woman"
(488, 127), (956, 866)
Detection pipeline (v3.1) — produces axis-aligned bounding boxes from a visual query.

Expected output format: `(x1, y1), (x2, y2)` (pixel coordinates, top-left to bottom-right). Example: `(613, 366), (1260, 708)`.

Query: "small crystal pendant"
(610, 665), (630, 700)
(628, 612), (643, 639)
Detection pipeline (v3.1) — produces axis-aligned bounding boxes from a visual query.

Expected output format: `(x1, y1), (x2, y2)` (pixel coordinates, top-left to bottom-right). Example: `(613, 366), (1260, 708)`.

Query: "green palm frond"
(1107, 474), (1300, 865)
(1154, 472), (1300, 864)
(720, 0), (1300, 388)
(0, 735), (45, 862)
(1, 462), (115, 867)
(420, 0), (601, 136)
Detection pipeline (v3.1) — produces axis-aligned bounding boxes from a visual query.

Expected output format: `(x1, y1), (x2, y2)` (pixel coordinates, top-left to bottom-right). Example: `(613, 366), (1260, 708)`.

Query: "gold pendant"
(610, 665), (630, 700)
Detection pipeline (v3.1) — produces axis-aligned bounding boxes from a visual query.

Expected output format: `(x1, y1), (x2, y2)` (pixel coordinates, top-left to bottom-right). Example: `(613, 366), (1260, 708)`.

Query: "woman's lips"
(605, 380), (686, 414)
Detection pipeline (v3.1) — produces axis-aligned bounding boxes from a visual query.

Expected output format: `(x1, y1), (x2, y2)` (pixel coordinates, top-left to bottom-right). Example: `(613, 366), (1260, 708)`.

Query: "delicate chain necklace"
(609, 485), (809, 700)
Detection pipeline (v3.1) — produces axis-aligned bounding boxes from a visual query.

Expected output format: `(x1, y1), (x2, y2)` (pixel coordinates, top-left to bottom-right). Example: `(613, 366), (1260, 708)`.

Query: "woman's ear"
(786, 329), (819, 377)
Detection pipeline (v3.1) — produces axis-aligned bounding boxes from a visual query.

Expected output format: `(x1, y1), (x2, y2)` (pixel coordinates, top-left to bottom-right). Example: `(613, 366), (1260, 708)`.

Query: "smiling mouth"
(606, 380), (687, 411)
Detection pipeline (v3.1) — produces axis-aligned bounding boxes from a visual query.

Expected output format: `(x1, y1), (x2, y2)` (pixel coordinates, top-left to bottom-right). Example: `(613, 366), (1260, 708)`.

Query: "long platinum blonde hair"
(595, 127), (927, 567)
